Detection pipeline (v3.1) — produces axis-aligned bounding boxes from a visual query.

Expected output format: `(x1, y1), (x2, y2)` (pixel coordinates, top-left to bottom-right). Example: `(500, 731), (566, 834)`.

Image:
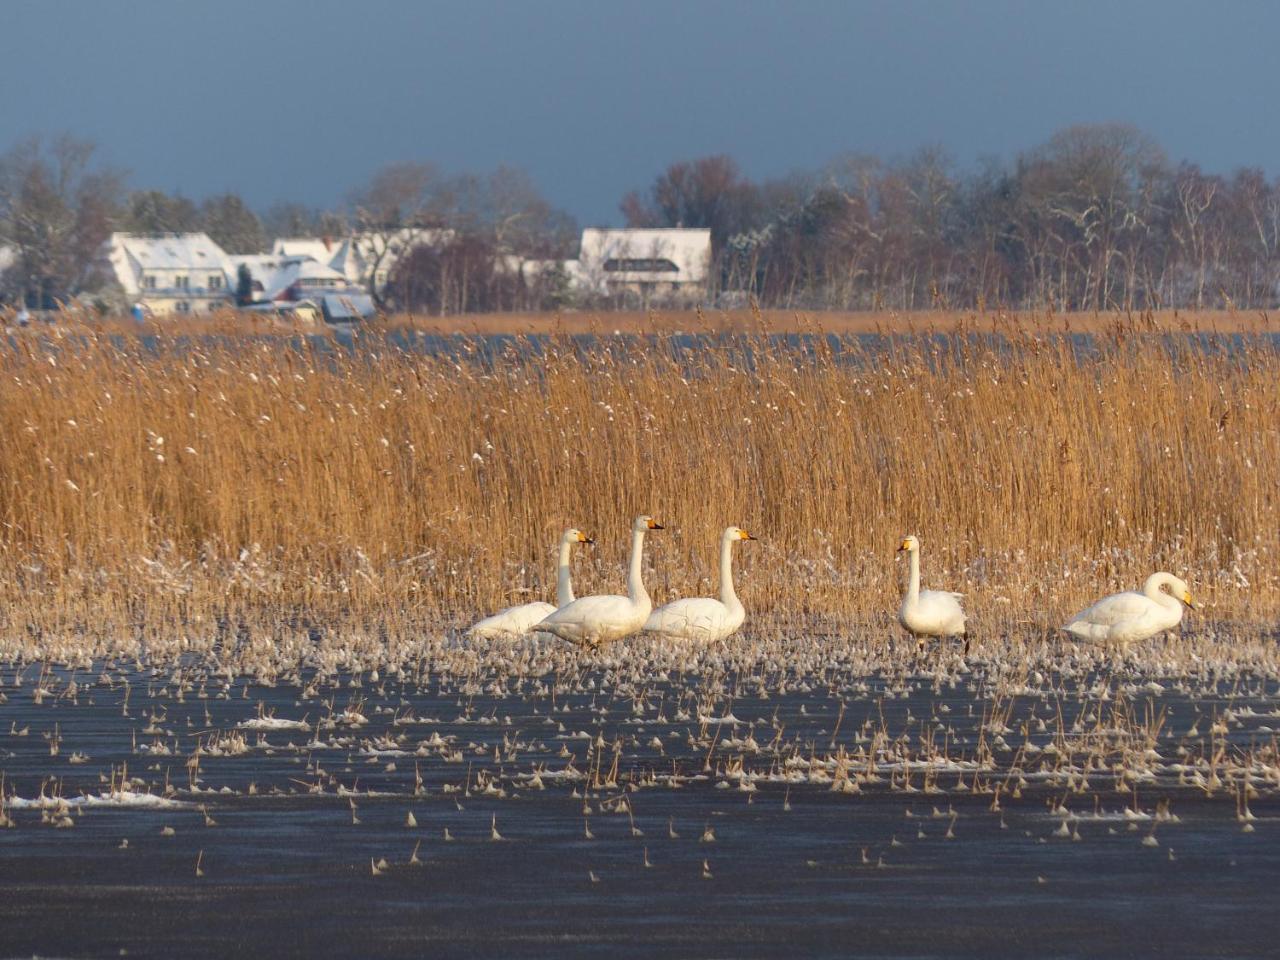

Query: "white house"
(572, 228), (712, 303)
(228, 253), (351, 303)
(103, 233), (234, 316)
(272, 229), (452, 299)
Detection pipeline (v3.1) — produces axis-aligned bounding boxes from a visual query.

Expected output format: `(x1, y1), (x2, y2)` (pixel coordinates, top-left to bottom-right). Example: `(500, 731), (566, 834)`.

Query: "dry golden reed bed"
(0, 312), (1277, 651)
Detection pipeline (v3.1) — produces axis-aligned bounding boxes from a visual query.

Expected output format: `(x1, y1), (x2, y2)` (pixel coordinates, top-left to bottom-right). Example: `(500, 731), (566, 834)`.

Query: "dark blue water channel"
(7, 328), (1280, 373)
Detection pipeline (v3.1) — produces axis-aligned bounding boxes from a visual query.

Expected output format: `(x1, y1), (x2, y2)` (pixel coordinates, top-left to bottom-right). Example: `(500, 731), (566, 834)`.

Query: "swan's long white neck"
(627, 528), (649, 605)
(906, 550), (921, 606)
(719, 534), (741, 610)
(1142, 573), (1181, 610)
(555, 537), (576, 607)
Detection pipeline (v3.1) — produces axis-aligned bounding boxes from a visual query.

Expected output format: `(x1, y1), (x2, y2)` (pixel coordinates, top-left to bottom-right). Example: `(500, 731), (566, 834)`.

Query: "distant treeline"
(3, 123), (1280, 313)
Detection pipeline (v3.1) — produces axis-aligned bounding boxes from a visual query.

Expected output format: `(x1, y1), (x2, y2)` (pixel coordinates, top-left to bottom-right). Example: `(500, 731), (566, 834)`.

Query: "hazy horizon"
(7, 0), (1280, 226)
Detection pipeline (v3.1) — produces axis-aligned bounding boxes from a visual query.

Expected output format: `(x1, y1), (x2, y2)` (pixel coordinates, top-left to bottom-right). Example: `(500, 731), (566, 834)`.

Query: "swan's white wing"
(908, 590), (967, 635)
(1063, 591), (1151, 629)
(537, 593), (650, 645)
(541, 595), (630, 627)
(644, 598), (733, 640)
(468, 602), (556, 638)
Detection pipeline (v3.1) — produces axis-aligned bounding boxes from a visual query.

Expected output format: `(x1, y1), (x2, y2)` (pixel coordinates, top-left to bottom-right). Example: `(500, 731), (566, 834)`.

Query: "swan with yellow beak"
(644, 526), (756, 642)
(1062, 573), (1196, 644)
(536, 516), (663, 648)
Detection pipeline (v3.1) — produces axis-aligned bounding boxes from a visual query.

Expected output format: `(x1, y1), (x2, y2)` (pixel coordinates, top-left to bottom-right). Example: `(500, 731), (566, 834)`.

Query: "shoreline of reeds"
(0, 314), (1276, 655)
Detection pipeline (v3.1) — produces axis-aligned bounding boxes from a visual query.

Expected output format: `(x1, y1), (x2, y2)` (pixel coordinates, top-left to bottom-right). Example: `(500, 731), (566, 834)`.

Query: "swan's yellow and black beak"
(579, 532), (594, 545)
(897, 539), (910, 552)
(647, 519), (664, 530)
(740, 530), (757, 541)
(1183, 591), (1196, 610)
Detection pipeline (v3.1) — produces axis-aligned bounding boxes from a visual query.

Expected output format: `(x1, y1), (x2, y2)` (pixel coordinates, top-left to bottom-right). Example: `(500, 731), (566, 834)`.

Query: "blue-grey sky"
(6, 0), (1277, 225)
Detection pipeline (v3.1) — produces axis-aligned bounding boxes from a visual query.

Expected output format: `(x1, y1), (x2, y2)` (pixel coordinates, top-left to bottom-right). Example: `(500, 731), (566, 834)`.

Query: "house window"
(175, 301), (190, 313)
(603, 258), (680, 273)
(143, 275), (157, 289)
(175, 275), (189, 289)
(209, 274), (223, 290)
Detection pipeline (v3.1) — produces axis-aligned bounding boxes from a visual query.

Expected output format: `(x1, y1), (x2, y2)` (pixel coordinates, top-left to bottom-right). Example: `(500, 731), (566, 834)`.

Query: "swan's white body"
(644, 526), (754, 642)
(1062, 572), (1194, 644)
(897, 535), (967, 645)
(536, 516), (662, 648)
(467, 528), (591, 639)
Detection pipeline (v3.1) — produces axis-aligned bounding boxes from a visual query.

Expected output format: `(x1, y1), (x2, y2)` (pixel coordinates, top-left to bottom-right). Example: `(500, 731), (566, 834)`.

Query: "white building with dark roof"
(572, 228), (712, 304)
(104, 232), (234, 316)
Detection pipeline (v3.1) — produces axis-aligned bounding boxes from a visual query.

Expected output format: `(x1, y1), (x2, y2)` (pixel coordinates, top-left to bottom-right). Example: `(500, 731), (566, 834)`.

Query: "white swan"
(897, 535), (968, 653)
(644, 526), (755, 641)
(1062, 572), (1195, 644)
(535, 516), (663, 648)
(467, 528), (593, 639)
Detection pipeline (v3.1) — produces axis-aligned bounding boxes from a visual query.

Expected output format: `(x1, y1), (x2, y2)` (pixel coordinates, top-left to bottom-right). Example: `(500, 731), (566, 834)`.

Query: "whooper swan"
(467, 528), (593, 639)
(897, 535), (968, 654)
(1062, 573), (1195, 644)
(535, 516), (663, 648)
(644, 526), (755, 641)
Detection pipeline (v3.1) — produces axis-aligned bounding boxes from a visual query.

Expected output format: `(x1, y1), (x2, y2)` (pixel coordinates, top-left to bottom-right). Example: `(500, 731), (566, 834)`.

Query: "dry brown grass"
(0, 313), (1277, 654)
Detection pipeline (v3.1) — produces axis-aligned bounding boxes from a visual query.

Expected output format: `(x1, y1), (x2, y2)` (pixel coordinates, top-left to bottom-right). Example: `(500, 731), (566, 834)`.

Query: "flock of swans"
(468, 515), (1198, 651)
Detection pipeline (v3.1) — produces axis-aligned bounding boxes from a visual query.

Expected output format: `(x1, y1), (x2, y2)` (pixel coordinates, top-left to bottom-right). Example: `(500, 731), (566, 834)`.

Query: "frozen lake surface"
(1, 641), (1278, 958)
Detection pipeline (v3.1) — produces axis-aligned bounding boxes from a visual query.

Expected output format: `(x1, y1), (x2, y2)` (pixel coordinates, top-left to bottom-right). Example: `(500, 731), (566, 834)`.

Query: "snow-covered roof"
(271, 237), (348, 269)
(320, 292), (376, 322)
(577, 228), (711, 287)
(114, 233), (228, 271)
(230, 253), (351, 302)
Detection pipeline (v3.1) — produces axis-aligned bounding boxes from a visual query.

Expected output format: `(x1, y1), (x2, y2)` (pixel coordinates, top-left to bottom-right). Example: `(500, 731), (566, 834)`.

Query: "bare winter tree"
(484, 166), (577, 257)
(0, 135), (122, 308)
(622, 155), (761, 245)
(1019, 124), (1167, 309)
(349, 162), (444, 307)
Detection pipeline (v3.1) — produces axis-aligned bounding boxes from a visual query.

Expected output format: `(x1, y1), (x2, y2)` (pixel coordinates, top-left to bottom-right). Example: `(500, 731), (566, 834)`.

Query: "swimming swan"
(467, 528), (593, 638)
(1062, 572), (1195, 644)
(644, 526), (755, 641)
(535, 516), (663, 648)
(897, 535), (968, 653)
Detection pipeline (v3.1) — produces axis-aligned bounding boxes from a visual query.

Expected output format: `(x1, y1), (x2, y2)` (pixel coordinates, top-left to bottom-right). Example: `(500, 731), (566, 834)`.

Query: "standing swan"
(897, 535), (968, 654)
(467, 528), (593, 638)
(644, 526), (756, 641)
(1062, 573), (1195, 644)
(536, 516), (663, 648)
